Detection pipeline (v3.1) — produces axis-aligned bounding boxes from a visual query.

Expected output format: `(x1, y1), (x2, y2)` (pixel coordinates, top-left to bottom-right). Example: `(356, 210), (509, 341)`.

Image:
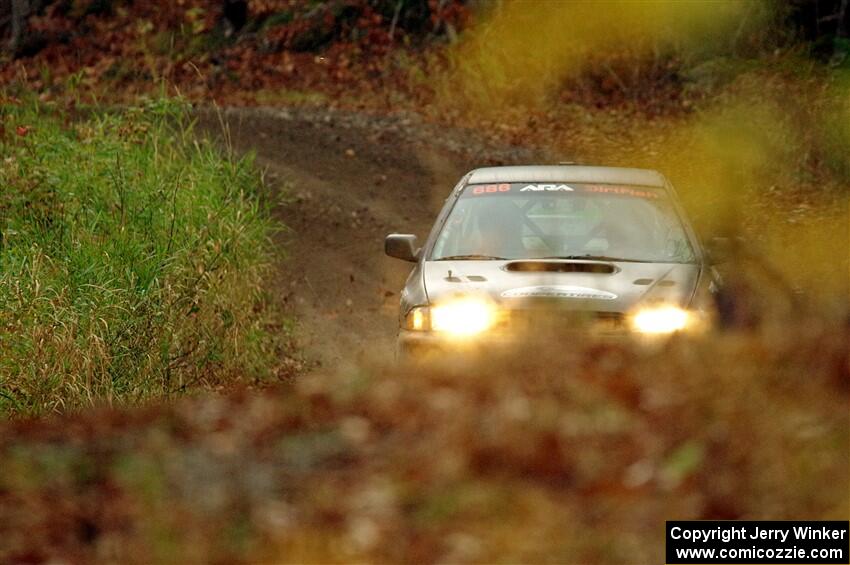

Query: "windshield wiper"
(540, 255), (644, 263)
(435, 254), (507, 261)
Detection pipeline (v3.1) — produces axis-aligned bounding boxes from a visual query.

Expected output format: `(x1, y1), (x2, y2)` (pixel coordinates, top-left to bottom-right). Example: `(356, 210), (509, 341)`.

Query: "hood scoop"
(504, 261), (616, 274)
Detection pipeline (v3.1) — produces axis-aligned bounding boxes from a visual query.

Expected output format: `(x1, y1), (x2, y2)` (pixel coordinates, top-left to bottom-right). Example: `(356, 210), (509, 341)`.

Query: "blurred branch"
(388, 0), (403, 41)
(431, 0), (446, 35)
(837, 0), (848, 38)
(4, 0), (44, 56)
(6, 0), (25, 54)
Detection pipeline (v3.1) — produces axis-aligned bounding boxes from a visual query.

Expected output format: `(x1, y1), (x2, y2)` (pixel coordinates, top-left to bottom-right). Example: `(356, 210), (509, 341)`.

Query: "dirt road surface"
(198, 107), (540, 370)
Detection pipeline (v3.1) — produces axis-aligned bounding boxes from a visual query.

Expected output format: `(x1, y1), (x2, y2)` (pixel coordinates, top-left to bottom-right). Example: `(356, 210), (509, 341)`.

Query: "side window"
(432, 200), (469, 258)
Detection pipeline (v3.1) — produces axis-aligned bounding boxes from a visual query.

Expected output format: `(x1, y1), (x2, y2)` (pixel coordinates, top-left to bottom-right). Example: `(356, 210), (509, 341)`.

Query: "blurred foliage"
(785, 0), (850, 61)
(422, 3), (849, 318)
(0, 329), (846, 562)
(438, 1), (766, 115)
(0, 98), (296, 416)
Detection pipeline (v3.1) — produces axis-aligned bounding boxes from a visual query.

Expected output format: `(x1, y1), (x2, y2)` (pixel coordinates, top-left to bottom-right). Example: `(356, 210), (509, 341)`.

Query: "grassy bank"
(0, 98), (290, 416)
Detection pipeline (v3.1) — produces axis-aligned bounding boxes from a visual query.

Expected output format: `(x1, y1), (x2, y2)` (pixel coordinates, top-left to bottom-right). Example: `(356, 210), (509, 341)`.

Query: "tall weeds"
(0, 98), (290, 416)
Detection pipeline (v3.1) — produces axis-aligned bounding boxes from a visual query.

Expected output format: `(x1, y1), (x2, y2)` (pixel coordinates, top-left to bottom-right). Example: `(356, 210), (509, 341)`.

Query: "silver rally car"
(385, 165), (717, 355)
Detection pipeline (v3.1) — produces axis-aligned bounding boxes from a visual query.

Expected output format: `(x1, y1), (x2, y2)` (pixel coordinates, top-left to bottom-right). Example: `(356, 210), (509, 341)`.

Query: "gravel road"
(197, 106), (543, 369)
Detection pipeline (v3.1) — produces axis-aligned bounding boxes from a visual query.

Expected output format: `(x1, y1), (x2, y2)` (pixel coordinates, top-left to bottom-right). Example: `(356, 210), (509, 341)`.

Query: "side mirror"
(385, 234), (419, 262)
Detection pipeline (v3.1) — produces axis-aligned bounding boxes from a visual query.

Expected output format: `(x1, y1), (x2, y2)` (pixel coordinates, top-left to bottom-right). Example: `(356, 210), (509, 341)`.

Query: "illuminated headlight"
(431, 298), (496, 336)
(630, 305), (692, 334)
(405, 299), (496, 336)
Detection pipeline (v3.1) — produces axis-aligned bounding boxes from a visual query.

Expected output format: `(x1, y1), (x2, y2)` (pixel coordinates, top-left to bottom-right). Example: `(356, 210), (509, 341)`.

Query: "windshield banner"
(464, 183), (661, 199)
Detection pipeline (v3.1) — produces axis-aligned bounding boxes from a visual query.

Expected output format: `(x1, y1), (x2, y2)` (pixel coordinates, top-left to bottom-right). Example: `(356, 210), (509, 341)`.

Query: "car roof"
(466, 165), (667, 187)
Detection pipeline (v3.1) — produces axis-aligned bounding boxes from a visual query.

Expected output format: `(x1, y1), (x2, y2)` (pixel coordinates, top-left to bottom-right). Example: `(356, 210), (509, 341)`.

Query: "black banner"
(666, 521), (849, 564)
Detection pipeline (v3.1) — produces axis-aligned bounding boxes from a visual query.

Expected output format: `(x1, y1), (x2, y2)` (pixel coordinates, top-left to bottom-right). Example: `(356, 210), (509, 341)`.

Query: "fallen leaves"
(0, 0), (468, 112)
(0, 323), (847, 562)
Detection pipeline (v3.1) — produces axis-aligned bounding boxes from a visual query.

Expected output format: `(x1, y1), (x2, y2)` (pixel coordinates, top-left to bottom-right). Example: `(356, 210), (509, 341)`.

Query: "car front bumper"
(397, 327), (631, 361)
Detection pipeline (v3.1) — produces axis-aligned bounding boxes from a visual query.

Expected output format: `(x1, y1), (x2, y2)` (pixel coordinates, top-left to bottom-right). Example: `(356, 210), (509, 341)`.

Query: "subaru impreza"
(385, 165), (718, 357)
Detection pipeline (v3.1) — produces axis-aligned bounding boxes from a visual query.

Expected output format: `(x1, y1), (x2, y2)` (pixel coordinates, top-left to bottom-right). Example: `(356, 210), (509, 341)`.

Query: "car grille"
(499, 309), (625, 334)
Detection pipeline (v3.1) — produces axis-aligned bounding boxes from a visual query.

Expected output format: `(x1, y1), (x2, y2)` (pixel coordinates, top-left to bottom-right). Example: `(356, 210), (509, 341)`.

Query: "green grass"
(0, 98), (290, 416)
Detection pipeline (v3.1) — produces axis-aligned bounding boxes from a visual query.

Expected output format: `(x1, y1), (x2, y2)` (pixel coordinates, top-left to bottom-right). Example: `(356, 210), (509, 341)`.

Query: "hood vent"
(505, 261), (616, 274)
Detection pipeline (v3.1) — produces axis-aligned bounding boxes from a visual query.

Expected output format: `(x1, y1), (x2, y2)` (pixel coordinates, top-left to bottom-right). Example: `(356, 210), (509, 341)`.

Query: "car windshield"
(430, 182), (695, 263)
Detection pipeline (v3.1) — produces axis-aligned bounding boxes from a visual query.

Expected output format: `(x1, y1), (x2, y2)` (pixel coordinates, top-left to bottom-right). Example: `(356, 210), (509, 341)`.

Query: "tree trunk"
(7, 0), (27, 54)
(222, 0), (247, 36)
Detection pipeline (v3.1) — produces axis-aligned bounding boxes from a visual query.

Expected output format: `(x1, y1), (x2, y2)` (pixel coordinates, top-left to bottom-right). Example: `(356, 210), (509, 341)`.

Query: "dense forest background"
(1, 1), (848, 58)
(0, 1), (848, 105)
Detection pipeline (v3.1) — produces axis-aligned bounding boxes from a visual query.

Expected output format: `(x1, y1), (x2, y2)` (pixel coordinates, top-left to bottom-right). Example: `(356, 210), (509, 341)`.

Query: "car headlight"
(404, 298), (497, 336)
(630, 305), (692, 334)
(432, 298), (496, 336)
